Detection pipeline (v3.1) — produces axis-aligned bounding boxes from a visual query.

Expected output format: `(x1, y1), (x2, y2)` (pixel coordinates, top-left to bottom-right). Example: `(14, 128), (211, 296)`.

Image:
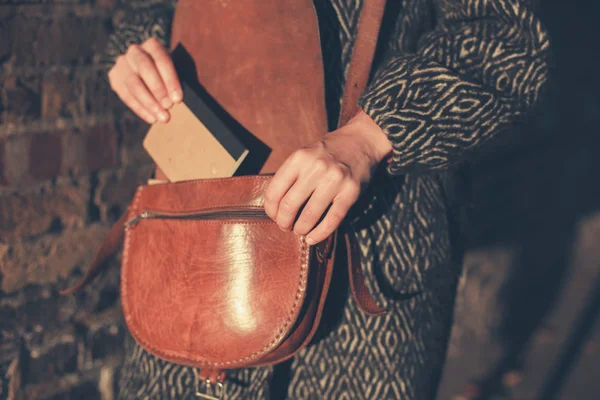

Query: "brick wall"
(0, 2), (155, 398)
(1, 1), (599, 399)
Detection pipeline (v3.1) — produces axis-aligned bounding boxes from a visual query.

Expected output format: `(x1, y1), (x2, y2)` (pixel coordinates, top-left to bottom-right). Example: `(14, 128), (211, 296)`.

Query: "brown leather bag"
(63, 0), (387, 398)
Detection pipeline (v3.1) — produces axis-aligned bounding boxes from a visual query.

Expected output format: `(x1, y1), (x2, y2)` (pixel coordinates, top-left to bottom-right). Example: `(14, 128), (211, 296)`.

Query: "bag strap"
(338, 0), (386, 127)
(61, 0), (388, 301)
(60, 212), (128, 295)
(337, 0), (388, 315)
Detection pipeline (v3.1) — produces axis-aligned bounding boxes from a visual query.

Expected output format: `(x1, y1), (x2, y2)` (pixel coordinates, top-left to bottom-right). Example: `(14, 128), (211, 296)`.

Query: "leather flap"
(170, 0), (328, 173)
(121, 176), (311, 368)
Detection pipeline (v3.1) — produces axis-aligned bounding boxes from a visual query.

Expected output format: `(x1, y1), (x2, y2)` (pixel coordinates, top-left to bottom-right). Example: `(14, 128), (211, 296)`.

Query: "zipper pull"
(125, 211), (150, 229)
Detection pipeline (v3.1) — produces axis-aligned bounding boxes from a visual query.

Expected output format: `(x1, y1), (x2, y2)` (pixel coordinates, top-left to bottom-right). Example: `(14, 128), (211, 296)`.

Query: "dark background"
(0, 0), (598, 399)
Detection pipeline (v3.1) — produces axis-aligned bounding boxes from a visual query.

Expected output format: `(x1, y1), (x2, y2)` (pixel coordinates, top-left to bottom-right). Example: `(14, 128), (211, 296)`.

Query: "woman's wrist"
(348, 109), (393, 164)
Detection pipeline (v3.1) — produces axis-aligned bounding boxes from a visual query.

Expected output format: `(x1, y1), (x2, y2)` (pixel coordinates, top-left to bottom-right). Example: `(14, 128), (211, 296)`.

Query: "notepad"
(143, 80), (249, 182)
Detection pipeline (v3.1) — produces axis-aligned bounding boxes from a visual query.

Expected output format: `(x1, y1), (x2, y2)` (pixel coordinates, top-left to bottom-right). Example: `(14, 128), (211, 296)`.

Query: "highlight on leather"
(121, 176), (314, 368)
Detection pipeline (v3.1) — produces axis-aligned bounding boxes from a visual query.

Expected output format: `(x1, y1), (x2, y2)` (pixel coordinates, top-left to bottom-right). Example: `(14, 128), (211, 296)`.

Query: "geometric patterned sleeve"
(359, 0), (551, 174)
(98, 1), (177, 72)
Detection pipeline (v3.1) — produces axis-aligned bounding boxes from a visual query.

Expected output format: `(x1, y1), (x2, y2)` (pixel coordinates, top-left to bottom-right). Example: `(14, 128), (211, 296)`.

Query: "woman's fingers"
(292, 166), (346, 236)
(125, 44), (170, 122)
(109, 57), (157, 124)
(108, 38), (182, 124)
(305, 181), (360, 244)
(263, 151), (304, 221)
(275, 173), (318, 232)
(264, 145), (359, 242)
(142, 38), (183, 104)
(114, 85), (158, 124)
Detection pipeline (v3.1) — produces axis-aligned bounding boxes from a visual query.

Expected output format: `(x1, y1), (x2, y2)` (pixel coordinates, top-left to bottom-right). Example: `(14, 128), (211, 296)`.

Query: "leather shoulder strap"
(339, 0), (388, 316)
(60, 212), (128, 295)
(338, 0), (387, 128)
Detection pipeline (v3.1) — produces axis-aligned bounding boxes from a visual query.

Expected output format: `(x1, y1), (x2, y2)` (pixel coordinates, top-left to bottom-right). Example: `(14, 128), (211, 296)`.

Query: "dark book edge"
(180, 79), (248, 161)
(170, 43), (271, 175)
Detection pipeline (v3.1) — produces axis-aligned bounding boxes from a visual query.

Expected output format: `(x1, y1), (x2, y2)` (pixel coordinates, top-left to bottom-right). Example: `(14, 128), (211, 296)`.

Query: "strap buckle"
(195, 376), (224, 400)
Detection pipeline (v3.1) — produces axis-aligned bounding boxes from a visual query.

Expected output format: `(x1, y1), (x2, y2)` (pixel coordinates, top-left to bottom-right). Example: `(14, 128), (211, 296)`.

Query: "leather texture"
(123, 176), (315, 368)
(169, 0), (329, 174)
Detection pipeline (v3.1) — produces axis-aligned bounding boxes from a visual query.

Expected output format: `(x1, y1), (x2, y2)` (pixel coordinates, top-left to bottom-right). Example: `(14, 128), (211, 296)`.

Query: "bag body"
(121, 175), (336, 371)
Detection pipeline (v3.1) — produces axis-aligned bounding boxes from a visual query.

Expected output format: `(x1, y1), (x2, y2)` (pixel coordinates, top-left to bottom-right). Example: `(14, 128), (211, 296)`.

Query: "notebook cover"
(143, 80), (249, 182)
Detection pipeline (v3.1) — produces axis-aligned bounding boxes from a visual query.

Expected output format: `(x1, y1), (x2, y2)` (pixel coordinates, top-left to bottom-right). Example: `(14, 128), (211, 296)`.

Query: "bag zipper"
(125, 207), (270, 229)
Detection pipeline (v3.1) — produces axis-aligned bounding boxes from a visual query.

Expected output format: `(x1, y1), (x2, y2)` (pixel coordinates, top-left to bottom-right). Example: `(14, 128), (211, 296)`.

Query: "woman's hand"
(264, 111), (392, 245)
(107, 37), (183, 124)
